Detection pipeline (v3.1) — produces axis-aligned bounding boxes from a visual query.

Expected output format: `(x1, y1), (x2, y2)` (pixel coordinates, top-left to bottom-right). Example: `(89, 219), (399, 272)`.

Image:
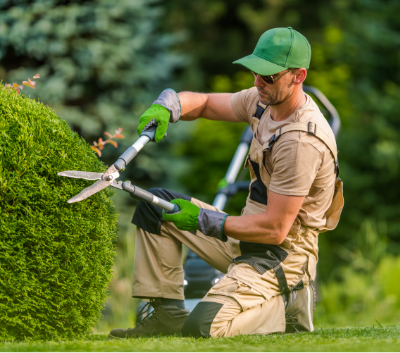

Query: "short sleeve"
(231, 87), (259, 124)
(268, 139), (322, 196)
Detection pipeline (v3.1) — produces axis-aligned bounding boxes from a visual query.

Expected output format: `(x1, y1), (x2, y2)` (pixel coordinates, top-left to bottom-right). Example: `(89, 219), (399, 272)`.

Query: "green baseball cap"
(233, 27), (311, 75)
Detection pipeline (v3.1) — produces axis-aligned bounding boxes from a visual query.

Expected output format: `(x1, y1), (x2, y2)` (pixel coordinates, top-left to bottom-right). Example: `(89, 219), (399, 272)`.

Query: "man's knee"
(131, 188), (191, 235)
(132, 187), (164, 234)
(181, 301), (224, 338)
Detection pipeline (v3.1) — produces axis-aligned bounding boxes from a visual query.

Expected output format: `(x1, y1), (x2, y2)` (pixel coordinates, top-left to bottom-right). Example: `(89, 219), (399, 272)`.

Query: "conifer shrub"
(0, 87), (118, 341)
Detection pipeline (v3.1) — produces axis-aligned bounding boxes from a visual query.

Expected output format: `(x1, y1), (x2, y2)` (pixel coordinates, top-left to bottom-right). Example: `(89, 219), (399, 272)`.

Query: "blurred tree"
(321, 0), (400, 266)
(0, 0), (188, 195)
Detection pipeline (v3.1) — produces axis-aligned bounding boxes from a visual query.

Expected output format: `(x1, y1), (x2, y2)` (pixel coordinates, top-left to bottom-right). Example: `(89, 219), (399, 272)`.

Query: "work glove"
(162, 199), (229, 242)
(137, 89), (181, 143)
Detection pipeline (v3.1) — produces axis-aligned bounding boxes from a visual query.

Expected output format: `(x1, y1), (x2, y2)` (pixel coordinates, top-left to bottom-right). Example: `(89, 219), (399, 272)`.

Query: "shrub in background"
(315, 220), (400, 327)
(314, 258), (400, 328)
(0, 88), (118, 340)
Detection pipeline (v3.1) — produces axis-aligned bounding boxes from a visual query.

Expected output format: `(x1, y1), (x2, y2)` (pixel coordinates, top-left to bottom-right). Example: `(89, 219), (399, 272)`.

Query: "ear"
(293, 68), (307, 84)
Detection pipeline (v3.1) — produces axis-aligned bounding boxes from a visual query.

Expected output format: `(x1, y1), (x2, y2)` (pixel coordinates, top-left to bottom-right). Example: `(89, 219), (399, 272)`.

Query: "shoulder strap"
(252, 101), (268, 119)
(266, 121), (340, 176)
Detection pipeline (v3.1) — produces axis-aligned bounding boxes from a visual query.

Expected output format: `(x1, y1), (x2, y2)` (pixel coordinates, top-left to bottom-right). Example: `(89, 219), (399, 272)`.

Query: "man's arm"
(223, 191), (305, 245)
(178, 91), (241, 122)
(137, 90), (241, 141)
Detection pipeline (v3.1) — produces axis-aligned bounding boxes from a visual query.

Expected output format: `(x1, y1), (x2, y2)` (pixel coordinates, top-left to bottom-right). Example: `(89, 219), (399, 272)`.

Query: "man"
(110, 27), (344, 339)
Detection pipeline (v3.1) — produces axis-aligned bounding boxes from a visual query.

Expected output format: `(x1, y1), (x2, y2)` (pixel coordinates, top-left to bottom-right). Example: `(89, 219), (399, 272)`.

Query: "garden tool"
(58, 119), (179, 214)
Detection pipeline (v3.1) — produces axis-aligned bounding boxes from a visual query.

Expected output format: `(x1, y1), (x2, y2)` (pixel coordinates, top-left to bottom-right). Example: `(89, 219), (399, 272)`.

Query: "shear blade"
(58, 171), (103, 181)
(67, 179), (110, 203)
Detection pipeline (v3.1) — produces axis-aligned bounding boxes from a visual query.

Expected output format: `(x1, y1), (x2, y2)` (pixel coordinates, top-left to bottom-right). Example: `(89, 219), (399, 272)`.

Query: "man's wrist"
(220, 214), (229, 241)
(197, 209), (229, 242)
(153, 89), (181, 123)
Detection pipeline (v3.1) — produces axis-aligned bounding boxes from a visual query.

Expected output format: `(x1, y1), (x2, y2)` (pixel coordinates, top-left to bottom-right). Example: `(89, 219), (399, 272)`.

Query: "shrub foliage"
(0, 88), (118, 341)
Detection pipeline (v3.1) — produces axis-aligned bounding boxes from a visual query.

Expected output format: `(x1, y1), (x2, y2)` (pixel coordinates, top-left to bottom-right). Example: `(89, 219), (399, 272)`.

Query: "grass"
(5, 202), (394, 351)
(0, 326), (399, 352)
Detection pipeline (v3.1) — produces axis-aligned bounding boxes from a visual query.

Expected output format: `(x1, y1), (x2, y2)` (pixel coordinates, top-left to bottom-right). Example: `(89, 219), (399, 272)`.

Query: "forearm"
(223, 213), (287, 245)
(223, 192), (304, 245)
(178, 91), (238, 122)
(178, 91), (208, 121)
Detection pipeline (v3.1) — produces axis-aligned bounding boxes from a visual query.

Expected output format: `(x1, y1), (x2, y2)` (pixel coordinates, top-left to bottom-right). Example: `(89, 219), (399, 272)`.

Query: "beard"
(257, 85), (293, 106)
(258, 90), (280, 105)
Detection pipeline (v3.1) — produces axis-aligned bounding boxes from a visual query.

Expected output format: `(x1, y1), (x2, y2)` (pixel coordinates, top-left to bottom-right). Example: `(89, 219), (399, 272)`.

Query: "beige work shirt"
(231, 87), (337, 230)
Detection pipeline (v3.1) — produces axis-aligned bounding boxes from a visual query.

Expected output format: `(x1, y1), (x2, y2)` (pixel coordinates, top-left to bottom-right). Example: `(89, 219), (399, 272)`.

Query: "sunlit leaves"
(12, 83), (23, 94)
(22, 78), (36, 89)
(106, 140), (118, 148)
(90, 128), (124, 157)
(3, 74), (40, 95)
(90, 146), (101, 156)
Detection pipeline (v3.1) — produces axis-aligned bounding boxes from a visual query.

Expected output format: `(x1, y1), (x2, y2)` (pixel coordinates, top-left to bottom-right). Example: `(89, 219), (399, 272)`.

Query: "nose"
(253, 73), (266, 87)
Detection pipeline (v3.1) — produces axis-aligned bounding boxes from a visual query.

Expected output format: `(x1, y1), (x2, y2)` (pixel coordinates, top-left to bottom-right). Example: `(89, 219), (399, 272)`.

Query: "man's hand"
(162, 199), (229, 241)
(137, 104), (170, 143)
(162, 199), (200, 231)
(137, 89), (181, 142)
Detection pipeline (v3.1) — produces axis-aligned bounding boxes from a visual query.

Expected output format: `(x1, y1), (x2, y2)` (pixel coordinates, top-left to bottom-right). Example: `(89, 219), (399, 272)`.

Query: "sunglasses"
(251, 68), (295, 84)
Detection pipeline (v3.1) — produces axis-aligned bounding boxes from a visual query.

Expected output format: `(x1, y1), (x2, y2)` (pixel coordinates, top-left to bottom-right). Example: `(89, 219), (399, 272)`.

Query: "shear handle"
(114, 125), (157, 171)
(122, 181), (179, 213)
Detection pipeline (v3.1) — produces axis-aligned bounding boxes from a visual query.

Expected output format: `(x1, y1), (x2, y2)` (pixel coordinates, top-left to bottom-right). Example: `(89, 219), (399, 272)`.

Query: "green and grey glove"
(162, 199), (229, 242)
(137, 89), (181, 143)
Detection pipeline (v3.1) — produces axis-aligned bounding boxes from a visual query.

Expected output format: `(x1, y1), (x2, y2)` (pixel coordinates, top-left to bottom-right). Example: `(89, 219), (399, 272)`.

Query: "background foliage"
(1, 0), (399, 334)
(0, 87), (118, 340)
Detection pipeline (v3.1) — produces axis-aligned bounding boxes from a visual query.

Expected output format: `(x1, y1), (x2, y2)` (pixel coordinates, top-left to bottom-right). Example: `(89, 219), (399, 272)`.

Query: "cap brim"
(233, 54), (287, 75)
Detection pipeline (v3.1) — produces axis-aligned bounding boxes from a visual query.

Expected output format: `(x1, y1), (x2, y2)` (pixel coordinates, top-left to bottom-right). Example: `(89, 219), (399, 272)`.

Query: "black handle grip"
(141, 121), (157, 142)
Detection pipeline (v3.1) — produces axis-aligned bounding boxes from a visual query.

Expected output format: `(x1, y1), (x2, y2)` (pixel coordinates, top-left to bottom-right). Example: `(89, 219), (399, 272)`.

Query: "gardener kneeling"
(109, 27), (343, 339)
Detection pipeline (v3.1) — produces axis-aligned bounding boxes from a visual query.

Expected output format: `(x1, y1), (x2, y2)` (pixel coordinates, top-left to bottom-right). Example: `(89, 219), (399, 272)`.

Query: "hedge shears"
(58, 121), (179, 213)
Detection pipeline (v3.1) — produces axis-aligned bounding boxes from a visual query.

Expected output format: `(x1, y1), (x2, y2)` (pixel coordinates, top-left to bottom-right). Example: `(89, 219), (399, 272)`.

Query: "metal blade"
(62, 164), (121, 203)
(58, 171), (103, 181)
(67, 179), (111, 203)
(102, 164), (119, 178)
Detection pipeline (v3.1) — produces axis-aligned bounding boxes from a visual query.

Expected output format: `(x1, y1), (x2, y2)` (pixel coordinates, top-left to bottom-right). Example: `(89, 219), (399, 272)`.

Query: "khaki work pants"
(131, 188), (291, 337)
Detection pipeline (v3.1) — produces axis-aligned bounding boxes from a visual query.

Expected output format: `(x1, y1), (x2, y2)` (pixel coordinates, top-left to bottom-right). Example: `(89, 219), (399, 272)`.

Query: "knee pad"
(131, 188), (191, 235)
(181, 301), (223, 338)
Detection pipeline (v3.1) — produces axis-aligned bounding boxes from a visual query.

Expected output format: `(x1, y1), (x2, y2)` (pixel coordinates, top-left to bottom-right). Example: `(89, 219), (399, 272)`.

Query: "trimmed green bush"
(0, 88), (118, 341)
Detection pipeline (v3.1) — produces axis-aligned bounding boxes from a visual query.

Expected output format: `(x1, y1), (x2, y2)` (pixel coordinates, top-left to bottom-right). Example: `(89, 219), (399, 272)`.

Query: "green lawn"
(1, 326), (399, 352)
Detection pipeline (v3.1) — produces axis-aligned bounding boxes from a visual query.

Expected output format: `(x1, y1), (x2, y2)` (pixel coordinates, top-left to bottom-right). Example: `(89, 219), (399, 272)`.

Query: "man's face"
(253, 69), (296, 106)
